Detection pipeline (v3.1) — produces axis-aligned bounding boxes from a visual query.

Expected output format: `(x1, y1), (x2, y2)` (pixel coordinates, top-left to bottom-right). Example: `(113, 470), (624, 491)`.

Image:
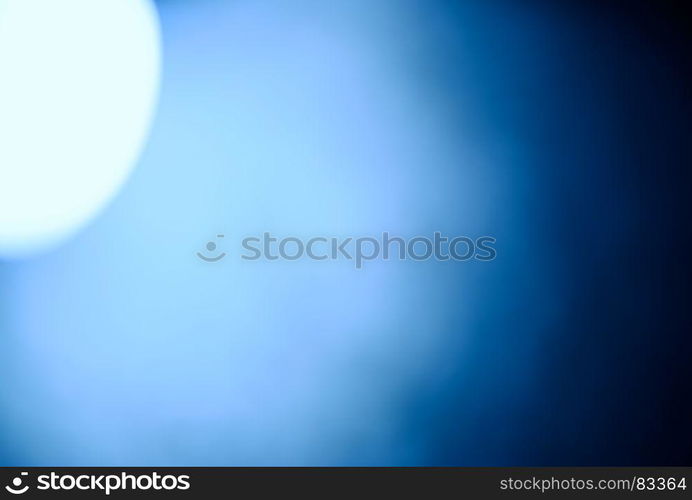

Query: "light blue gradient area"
(0, 0), (552, 465)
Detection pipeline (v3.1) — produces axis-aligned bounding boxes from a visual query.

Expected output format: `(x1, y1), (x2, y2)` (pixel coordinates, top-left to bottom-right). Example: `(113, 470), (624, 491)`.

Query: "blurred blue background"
(1, 0), (690, 465)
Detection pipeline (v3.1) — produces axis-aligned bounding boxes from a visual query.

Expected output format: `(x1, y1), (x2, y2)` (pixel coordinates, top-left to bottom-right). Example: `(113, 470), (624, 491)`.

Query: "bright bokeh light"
(0, 0), (160, 258)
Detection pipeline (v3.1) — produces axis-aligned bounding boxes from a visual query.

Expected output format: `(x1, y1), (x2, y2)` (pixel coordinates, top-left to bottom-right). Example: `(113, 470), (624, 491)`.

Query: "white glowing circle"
(0, 0), (160, 258)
